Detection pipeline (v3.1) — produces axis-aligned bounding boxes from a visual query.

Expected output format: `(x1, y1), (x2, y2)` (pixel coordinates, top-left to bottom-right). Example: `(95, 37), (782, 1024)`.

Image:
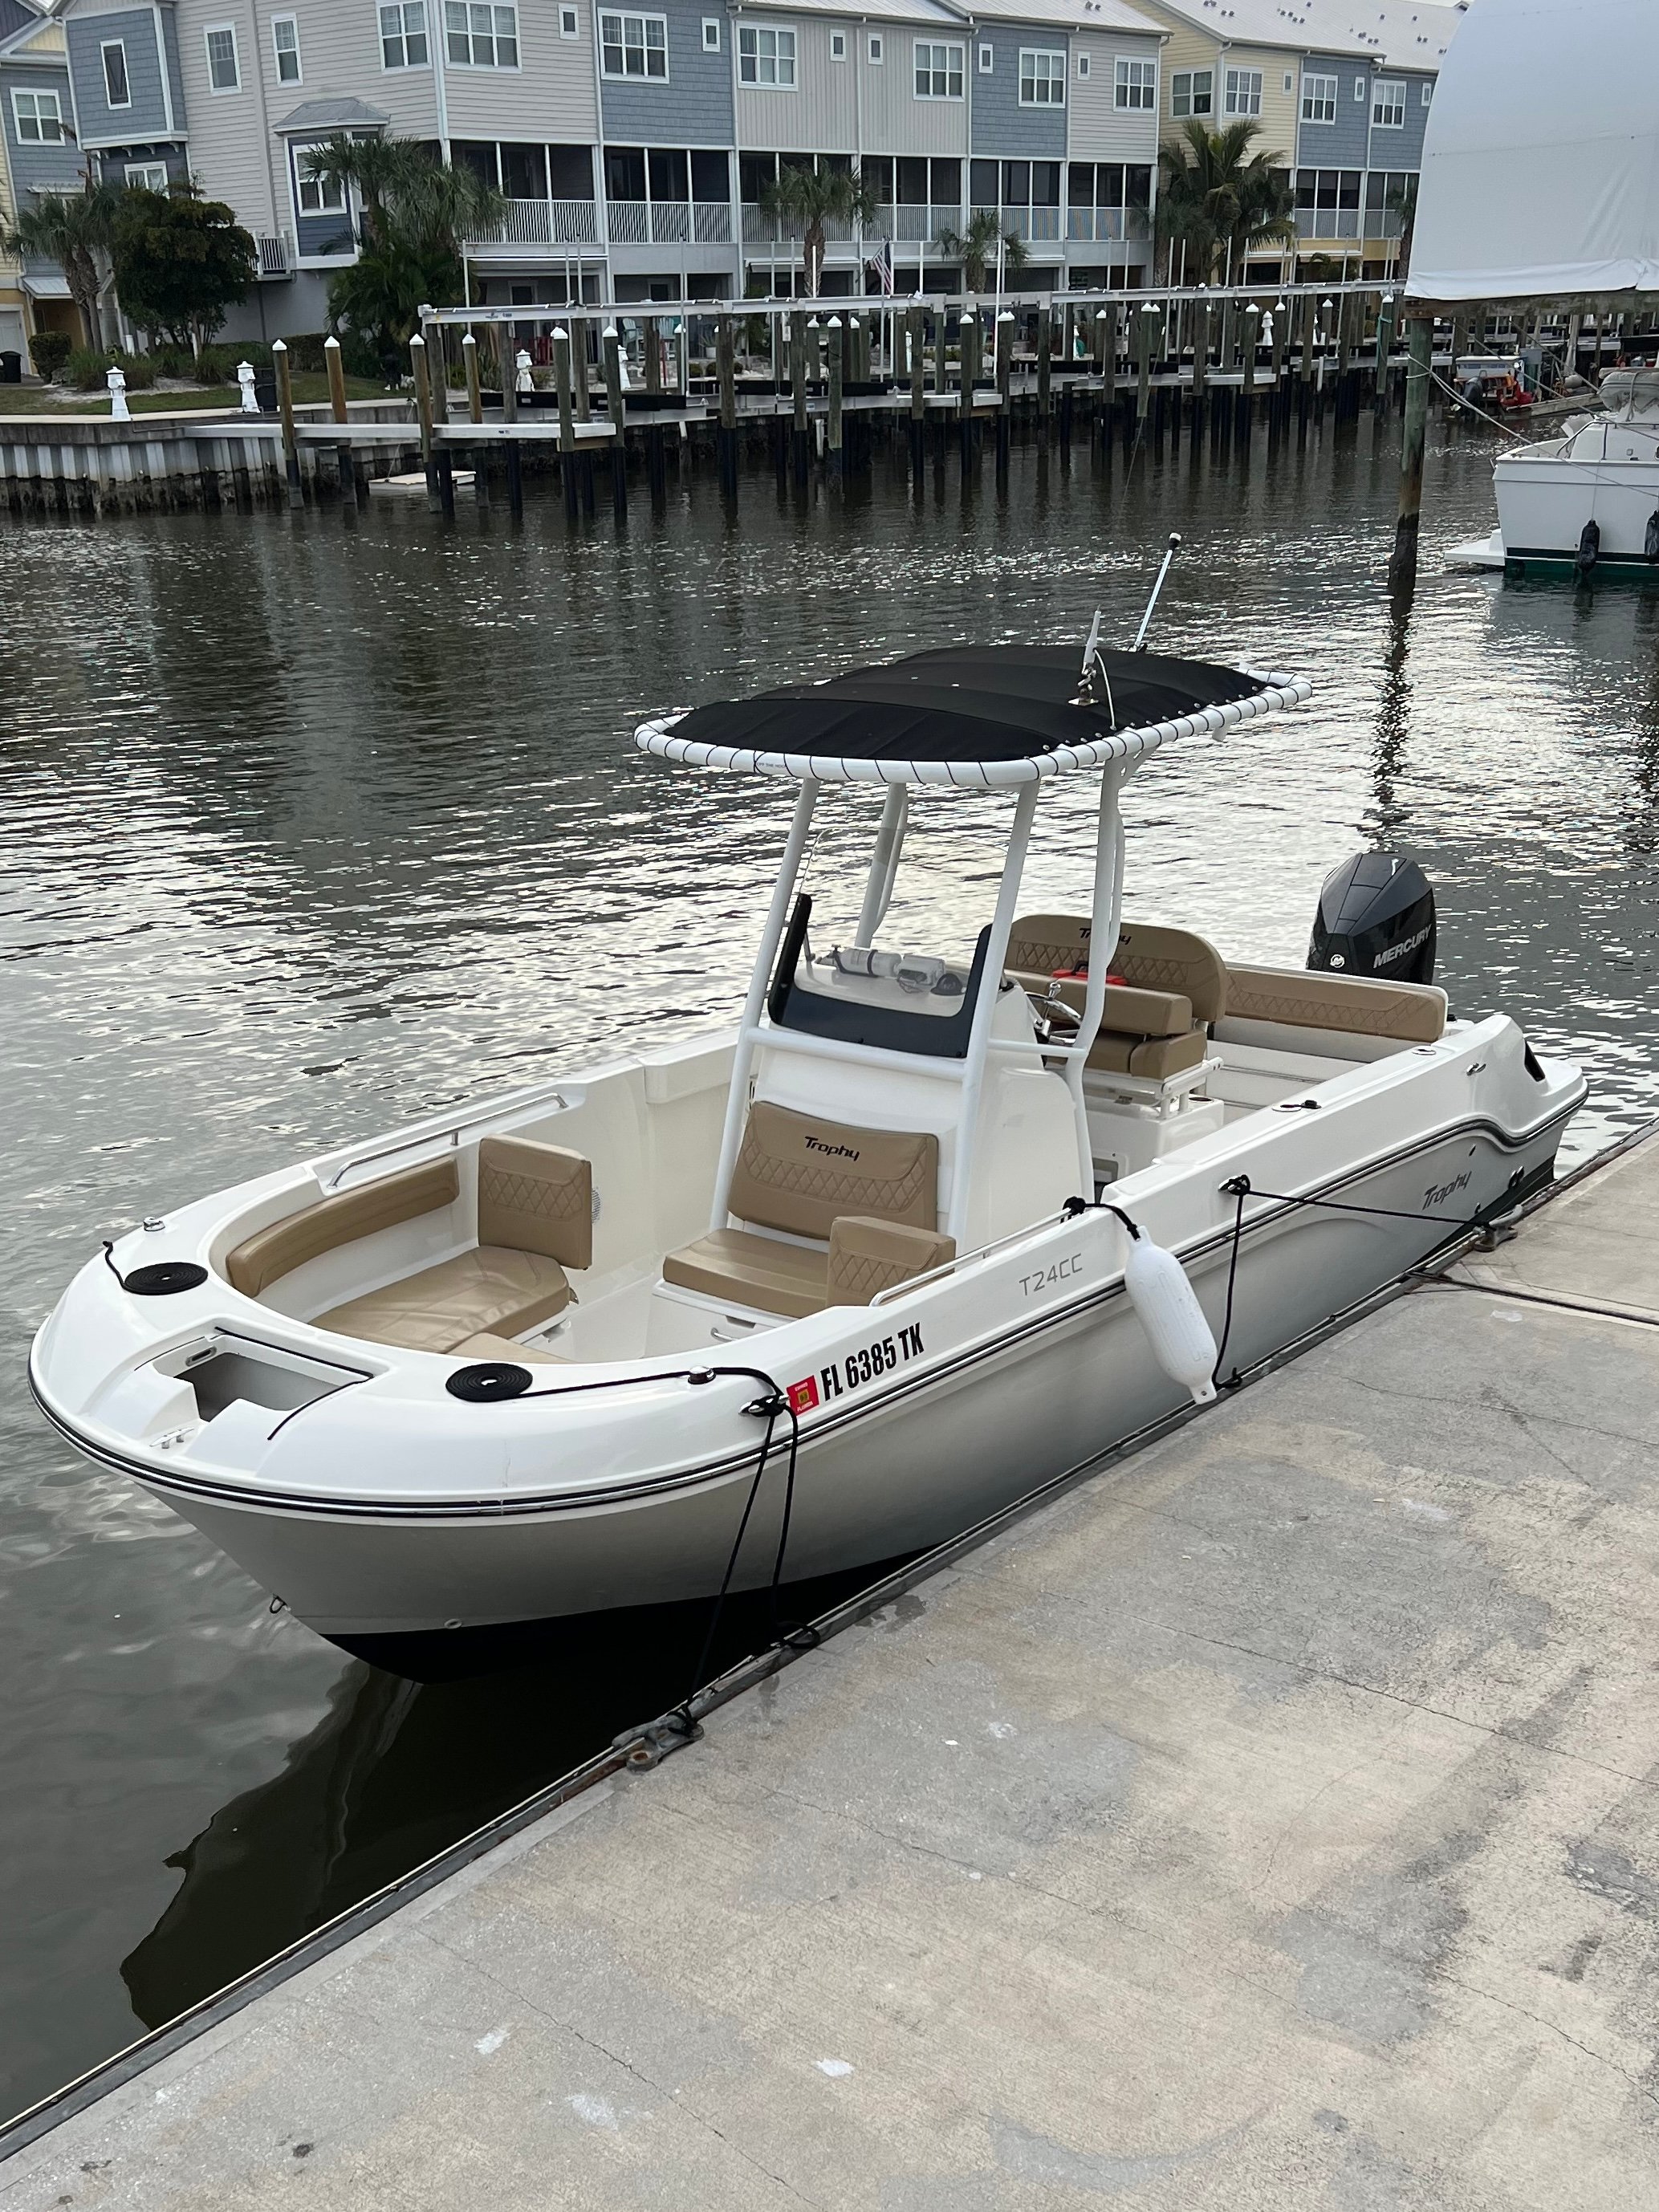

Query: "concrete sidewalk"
(7, 1140), (1659, 2210)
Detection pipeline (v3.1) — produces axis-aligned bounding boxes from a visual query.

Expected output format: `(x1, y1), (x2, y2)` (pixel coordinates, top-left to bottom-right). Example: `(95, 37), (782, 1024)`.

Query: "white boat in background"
(30, 632), (1587, 1676)
(1453, 368), (1659, 575)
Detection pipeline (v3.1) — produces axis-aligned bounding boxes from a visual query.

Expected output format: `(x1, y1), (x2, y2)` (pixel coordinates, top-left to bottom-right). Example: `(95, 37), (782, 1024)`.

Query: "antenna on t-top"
(1132, 534), (1182, 653)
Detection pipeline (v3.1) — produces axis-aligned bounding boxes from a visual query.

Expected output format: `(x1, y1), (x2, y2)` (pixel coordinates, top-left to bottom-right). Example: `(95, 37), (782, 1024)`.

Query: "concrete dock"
(6, 1132), (1659, 2210)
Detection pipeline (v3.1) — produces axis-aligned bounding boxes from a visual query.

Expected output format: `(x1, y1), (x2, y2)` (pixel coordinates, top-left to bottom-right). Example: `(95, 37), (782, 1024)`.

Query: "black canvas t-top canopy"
(636, 645), (1309, 787)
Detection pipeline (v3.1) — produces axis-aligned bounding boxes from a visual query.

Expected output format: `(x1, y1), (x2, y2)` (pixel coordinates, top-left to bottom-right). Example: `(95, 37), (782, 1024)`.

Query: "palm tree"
(936, 209), (1030, 295)
(758, 161), (879, 298)
(1157, 120), (1295, 284)
(2, 181), (119, 348)
(1385, 174), (1418, 277)
(296, 135), (502, 357)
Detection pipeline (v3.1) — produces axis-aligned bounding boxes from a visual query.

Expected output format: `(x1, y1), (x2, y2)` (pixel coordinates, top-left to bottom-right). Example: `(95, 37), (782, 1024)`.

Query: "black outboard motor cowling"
(1307, 853), (1436, 984)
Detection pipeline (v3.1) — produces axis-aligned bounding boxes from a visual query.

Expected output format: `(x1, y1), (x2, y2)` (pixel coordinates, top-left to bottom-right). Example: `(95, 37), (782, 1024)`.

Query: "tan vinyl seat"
(451, 1331), (570, 1365)
(1007, 914), (1230, 1028)
(1033, 972), (1212, 1084)
(1225, 965), (1447, 1044)
(310, 1135), (592, 1356)
(225, 1157), (461, 1301)
(663, 1101), (954, 1319)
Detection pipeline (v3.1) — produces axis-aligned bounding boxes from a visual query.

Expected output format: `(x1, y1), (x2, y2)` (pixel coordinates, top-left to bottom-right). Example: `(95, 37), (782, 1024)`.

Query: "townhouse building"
(1128, 0), (1460, 278)
(52, 0), (1166, 340)
(0, 0), (83, 361)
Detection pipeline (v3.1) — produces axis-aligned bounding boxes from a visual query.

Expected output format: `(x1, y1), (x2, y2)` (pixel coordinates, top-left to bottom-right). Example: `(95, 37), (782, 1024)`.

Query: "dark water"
(3, 409), (1657, 2123)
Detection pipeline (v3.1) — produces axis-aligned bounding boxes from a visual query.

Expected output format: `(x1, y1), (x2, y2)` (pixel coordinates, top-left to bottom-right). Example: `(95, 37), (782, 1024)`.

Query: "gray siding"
(65, 8), (171, 143)
(600, 0), (730, 148)
(1, 59), (86, 194)
(969, 22), (1065, 161)
(287, 136), (354, 256)
(1368, 68), (1431, 171)
(1294, 51), (1366, 169)
(0, 0), (35, 46)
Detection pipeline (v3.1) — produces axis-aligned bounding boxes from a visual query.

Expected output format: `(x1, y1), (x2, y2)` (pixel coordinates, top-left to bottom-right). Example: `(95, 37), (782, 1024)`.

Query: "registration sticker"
(786, 1377), (819, 1416)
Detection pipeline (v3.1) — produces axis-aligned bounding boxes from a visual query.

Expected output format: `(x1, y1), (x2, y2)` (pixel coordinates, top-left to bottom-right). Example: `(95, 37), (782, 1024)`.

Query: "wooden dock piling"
(324, 334), (355, 508)
(602, 324), (628, 520)
(995, 310), (1014, 484)
(827, 315), (844, 479)
(716, 315), (738, 499)
(907, 303), (926, 482)
(790, 313), (809, 485)
(494, 325), (523, 519)
(272, 340), (303, 509)
(1389, 315), (1433, 592)
(409, 332), (441, 514)
(554, 325), (578, 520)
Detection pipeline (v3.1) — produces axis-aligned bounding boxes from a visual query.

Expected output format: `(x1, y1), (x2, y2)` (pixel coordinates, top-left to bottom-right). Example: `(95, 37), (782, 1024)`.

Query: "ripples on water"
(2, 410), (1657, 2118)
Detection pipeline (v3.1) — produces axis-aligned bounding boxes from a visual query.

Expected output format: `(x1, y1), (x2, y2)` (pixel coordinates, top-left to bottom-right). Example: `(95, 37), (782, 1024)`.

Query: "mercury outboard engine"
(1307, 853), (1436, 983)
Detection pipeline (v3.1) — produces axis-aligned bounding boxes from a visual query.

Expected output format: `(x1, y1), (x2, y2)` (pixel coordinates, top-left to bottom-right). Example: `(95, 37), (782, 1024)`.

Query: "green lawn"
(0, 371), (389, 417)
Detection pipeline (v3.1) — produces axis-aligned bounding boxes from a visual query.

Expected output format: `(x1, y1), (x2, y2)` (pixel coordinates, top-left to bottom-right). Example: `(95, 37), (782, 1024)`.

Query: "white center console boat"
(30, 643), (1586, 1675)
(1460, 368), (1659, 574)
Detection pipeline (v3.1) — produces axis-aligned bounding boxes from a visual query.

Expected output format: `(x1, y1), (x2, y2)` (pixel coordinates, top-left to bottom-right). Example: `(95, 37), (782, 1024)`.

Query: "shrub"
(63, 346), (157, 392)
(283, 332), (329, 374)
(26, 330), (72, 380)
(149, 343), (194, 380)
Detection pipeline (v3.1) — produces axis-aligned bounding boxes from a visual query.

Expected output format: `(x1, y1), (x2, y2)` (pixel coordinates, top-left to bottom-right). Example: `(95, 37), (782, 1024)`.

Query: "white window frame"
(100, 39), (132, 109)
(1170, 67), (1211, 117)
(1372, 77), (1405, 128)
(1283, 71), (1292, 93)
(738, 23), (795, 88)
(295, 148), (348, 218)
(1353, 76), (1366, 100)
(445, 2), (519, 69)
(1019, 48), (1065, 107)
(124, 160), (170, 189)
(978, 43), (992, 73)
(1421, 81), (1432, 104)
(599, 8), (666, 79)
(204, 22), (241, 92)
(1113, 55), (1154, 111)
(272, 15), (302, 85)
(1223, 66), (1262, 117)
(868, 33), (882, 63)
(830, 30), (847, 61)
(1300, 71), (1336, 124)
(380, 2), (430, 70)
(702, 14), (719, 47)
(11, 87), (64, 142)
(560, 4), (579, 35)
(1076, 51), (1090, 78)
(913, 40), (963, 100)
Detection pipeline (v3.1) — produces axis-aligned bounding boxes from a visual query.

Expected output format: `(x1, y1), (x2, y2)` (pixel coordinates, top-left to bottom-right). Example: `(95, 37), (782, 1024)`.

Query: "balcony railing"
(872, 204), (963, 245)
(466, 199), (600, 250)
(741, 207), (855, 247)
(608, 198), (729, 246)
(1003, 207), (1063, 244)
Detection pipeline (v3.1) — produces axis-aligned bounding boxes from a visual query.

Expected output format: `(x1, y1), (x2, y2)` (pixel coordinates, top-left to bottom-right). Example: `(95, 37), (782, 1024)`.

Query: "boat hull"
(1494, 447), (1659, 569)
(35, 1105), (1570, 1670)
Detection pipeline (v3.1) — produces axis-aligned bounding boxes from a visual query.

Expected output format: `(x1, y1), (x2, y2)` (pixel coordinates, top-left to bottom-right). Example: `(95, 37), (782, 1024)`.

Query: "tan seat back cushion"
(1112, 923), (1229, 1027)
(827, 1218), (955, 1305)
(1010, 915), (1228, 1026)
(732, 1101), (938, 1238)
(226, 1157), (460, 1300)
(478, 1135), (592, 1271)
(1225, 965), (1446, 1043)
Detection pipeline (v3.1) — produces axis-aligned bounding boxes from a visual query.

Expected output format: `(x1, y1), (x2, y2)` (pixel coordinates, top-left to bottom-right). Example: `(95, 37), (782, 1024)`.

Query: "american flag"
(871, 237), (895, 296)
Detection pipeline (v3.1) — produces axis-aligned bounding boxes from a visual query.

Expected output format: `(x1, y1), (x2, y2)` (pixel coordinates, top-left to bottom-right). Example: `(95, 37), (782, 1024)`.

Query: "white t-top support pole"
(708, 778), (820, 1233)
(1063, 762), (1129, 1193)
(854, 783), (909, 947)
(946, 780), (1040, 1246)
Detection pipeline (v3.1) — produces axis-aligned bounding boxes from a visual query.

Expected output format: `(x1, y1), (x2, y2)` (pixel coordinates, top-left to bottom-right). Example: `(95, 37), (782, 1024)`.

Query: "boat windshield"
(766, 893), (993, 1059)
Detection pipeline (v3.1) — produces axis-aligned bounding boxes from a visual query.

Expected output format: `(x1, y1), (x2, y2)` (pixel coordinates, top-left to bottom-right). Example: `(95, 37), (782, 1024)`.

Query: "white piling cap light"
(323, 333), (340, 350)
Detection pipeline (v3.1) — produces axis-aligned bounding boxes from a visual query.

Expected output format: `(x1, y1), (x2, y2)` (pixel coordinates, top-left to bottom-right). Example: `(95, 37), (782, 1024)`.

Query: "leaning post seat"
(1008, 914), (1226, 1080)
(224, 1136), (593, 1356)
(663, 1101), (954, 1319)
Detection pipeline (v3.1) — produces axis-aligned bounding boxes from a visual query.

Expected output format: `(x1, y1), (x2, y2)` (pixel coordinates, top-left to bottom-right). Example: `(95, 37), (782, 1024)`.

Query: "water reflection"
(3, 412), (1659, 2120)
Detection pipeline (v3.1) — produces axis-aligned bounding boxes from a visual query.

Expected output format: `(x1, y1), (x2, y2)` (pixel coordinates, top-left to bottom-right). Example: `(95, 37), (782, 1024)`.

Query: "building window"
(560, 5), (579, 35)
(101, 40), (131, 108)
(1421, 81), (1432, 104)
(831, 30), (847, 60)
(1301, 71), (1336, 124)
(1020, 49), (1064, 105)
(447, 2), (518, 66)
(1283, 71), (1292, 92)
(380, 2), (429, 67)
(205, 23), (241, 91)
(1114, 56), (1154, 110)
(914, 41), (963, 100)
(868, 34), (882, 63)
(1223, 66), (1261, 117)
(125, 161), (169, 189)
(978, 43), (992, 72)
(702, 15), (719, 47)
(296, 153), (348, 216)
(1372, 78), (1405, 127)
(11, 87), (64, 142)
(273, 16), (302, 83)
(600, 9), (665, 76)
(1170, 67), (1211, 117)
(738, 24), (795, 86)
(1354, 77), (1365, 100)
(1076, 52), (1089, 78)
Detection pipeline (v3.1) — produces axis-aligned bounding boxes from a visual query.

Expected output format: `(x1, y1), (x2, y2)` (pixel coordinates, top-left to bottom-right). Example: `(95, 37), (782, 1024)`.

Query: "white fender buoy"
(1123, 1232), (1218, 1405)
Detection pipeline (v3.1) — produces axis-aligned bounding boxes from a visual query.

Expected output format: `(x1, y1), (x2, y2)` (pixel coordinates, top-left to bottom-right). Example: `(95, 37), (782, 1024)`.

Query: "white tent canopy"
(1408, 0), (1659, 303)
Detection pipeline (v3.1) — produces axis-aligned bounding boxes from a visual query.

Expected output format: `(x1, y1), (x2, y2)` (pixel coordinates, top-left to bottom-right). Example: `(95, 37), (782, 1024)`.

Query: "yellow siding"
(1132, 4), (1295, 166)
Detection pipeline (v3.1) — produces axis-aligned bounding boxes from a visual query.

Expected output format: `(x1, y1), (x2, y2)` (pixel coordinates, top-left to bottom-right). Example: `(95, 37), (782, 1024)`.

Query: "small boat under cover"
(30, 642), (1587, 1674)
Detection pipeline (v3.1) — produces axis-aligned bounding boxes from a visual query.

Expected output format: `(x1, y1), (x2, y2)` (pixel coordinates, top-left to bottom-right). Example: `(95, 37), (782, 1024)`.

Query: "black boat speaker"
(445, 1361), (533, 1403)
(1307, 853), (1436, 985)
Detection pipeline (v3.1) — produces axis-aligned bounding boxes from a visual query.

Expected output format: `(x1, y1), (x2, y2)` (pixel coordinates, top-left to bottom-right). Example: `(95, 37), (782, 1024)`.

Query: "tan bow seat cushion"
(451, 1331), (570, 1365)
(317, 1246), (571, 1354)
(662, 1228), (832, 1319)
